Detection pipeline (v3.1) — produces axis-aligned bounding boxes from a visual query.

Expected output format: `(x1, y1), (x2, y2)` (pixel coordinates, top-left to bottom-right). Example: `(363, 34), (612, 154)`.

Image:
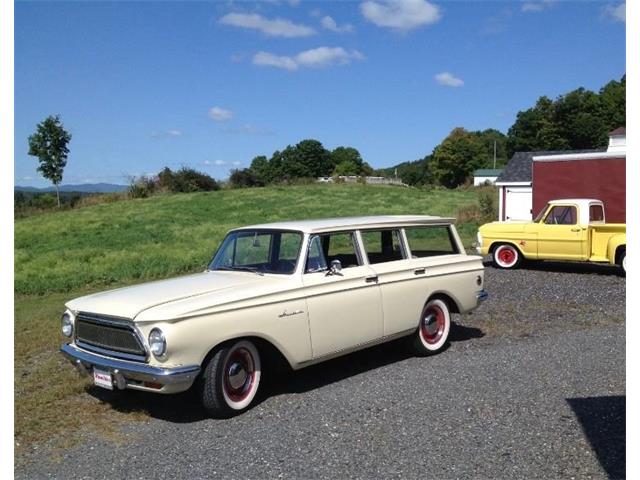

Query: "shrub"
(228, 168), (262, 188)
(477, 186), (498, 222)
(128, 175), (158, 198)
(456, 204), (483, 224)
(172, 167), (220, 192)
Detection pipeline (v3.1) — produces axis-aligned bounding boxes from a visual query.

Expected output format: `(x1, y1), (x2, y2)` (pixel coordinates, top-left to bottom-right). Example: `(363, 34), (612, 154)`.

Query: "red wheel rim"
(420, 304), (445, 345)
(223, 347), (256, 402)
(498, 247), (515, 266)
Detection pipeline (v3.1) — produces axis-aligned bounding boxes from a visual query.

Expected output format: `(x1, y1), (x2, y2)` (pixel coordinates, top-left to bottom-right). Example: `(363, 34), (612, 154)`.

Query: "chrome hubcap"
(423, 313), (439, 336)
(227, 362), (248, 390)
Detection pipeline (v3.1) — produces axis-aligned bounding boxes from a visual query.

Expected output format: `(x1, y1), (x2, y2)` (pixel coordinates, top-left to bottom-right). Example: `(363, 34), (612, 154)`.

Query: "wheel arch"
(426, 291), (461, 314)
(199, 334), (294, 374)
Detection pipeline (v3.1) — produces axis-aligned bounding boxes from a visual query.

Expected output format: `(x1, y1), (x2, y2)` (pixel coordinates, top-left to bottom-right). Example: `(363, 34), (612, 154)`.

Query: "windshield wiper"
(215, 266), (264, 276)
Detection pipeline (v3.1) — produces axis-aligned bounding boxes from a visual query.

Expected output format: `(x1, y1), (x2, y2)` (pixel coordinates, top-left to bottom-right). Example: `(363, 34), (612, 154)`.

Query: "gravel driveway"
(15, 262), (626, 479)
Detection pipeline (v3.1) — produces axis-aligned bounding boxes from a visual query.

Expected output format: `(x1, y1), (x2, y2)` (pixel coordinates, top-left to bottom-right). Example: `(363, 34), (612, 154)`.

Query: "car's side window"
(404, 225), (459, 257)
(305, 232), (361, 273)
(544, 206), (577, 225)
(360, 229), (405, 264)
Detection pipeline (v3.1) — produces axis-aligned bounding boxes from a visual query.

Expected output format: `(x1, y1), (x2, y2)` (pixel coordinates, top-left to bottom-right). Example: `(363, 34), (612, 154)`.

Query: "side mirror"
(327, 259), (343, 276)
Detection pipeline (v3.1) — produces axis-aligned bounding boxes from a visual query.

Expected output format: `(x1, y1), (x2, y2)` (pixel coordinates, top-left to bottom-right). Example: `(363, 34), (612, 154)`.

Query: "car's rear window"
(404, 226), (458, 257)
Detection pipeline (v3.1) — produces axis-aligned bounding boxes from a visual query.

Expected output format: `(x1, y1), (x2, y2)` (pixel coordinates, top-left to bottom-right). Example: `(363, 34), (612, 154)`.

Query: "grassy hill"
(15, 184), (479, 296)
(14, 183), (481, 453)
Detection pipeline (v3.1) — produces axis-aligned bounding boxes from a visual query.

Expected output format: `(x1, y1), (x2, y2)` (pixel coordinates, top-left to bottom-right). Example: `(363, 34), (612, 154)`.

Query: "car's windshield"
(209, 230), (303, 275)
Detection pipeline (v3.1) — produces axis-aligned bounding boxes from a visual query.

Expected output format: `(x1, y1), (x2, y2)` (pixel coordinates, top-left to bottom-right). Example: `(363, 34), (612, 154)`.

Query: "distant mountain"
(14, 183), (128, 193)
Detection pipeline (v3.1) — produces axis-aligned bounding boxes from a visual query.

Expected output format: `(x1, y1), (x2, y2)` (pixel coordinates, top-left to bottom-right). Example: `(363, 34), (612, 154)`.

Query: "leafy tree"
(506, 76), (626, 156)
(473, 129), (508, 168)
(27, 115), (72, 207)
(333, 159), (360, 176)
(331, 147), (362, 170)
(248, 155), (272, 184)
(294, 139), (332, 177)
(430, 128), (486, 188)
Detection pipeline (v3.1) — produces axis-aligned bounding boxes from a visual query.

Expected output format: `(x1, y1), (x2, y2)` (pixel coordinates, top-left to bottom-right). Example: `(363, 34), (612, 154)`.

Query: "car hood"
(66, 271), (272, 320)
(479, 221), (532, 234)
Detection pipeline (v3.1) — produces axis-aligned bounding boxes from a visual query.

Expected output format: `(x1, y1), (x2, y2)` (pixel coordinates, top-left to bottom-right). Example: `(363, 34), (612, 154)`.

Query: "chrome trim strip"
(60, 343), (200, 387)
(76, 340), (147, 363)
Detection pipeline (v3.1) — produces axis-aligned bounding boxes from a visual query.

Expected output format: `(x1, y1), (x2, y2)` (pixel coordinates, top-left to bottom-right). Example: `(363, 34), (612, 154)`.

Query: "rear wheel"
(200, 339), (261, 418)
(492, 244), (522, 269)
(412, 298), (451, 355)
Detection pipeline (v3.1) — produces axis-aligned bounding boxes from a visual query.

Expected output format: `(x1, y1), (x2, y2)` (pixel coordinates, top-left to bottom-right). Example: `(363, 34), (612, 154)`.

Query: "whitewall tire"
(201, 339), (262, 417)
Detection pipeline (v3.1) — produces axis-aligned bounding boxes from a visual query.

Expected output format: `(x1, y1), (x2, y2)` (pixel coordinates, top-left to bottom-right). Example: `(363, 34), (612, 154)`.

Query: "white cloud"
(604, 3), (625, 22)
(214, 160), (226, 166)
(232, 161), (242, 166)
(521, 0), (556, 13)
(310, 8), (323, 18)
(150, 129), (183, 138)
(208, 106), (234, 122)
(253, 51), (299, 71)
(321, 15), (354, 33)
(219, 12), (315, 37)
(360, 0), (441, 31)
(434, 72), (464, 87)
(253, 47), (365, 71)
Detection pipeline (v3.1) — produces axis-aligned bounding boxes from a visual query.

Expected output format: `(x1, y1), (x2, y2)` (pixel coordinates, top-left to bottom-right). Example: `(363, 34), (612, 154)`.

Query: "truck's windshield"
(209, 230), (303, 275)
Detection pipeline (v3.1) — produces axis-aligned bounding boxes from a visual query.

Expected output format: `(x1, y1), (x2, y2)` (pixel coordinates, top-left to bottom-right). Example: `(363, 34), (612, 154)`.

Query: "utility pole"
(493, 140), (497, 169)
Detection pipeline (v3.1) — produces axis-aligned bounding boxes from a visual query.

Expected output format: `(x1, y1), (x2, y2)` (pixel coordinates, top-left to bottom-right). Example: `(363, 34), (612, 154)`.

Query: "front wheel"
(412, 298), (451, 355)
(492, 244), (522, 269)
(200, 339), (261, 418)
(619, 250), (626, 274)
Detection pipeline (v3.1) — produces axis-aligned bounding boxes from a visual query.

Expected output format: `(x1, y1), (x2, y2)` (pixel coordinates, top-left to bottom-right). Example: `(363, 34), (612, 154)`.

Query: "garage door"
(505, 187), (532, 221)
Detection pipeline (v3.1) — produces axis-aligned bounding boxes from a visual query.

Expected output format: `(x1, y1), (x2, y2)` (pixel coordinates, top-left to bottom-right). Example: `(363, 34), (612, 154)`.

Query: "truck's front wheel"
(492, 244), (522, 269)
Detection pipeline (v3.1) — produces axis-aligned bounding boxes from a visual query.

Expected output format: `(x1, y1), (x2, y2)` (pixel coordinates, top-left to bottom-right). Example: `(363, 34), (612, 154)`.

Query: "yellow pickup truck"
(476, 199), (626, 272)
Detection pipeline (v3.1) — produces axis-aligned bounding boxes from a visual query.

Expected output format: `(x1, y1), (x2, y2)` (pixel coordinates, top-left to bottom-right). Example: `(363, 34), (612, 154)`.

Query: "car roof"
(231, 215), (454, 234)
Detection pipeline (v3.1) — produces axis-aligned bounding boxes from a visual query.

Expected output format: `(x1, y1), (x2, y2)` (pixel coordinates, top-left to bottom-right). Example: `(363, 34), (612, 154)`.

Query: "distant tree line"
(228, 140), (373, 187)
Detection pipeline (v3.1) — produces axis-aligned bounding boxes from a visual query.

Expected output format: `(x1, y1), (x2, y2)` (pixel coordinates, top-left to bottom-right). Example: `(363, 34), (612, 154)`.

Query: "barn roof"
(496, 149), (604, 184)
(609, 127), (626, 136)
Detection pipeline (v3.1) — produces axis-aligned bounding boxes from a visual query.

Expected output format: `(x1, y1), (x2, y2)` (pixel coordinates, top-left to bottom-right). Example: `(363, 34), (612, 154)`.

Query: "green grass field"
(14, 183), (481, 453)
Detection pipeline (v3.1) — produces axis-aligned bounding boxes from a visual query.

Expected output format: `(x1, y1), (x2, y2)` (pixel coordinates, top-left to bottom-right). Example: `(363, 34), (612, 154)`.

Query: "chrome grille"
(75, 313), (146, 361)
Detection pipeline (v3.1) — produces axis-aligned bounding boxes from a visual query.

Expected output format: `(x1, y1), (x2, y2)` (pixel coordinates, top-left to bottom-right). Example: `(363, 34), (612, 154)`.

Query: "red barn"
(532, 128), (626, 222)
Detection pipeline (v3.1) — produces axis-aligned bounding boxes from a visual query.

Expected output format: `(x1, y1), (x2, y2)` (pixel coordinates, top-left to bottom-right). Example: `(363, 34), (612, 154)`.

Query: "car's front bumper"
(60, 343), (201, 393)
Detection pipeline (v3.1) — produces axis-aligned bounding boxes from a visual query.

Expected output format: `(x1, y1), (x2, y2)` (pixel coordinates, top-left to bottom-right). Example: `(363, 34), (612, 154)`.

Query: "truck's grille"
(75, 313), (146, 361)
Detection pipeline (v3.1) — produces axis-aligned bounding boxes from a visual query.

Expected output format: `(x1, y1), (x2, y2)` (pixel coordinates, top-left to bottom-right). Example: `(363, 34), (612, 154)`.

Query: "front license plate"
(93, 369), (113, 390)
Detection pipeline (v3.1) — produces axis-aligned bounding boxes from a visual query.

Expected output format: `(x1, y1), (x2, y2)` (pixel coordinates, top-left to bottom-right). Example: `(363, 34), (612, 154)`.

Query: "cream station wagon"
(61, 216), (487, 417)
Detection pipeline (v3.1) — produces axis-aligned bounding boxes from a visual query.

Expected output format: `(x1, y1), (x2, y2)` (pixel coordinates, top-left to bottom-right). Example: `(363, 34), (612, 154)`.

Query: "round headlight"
(61, 312), (73, 337)
(149, 328), (166, 357)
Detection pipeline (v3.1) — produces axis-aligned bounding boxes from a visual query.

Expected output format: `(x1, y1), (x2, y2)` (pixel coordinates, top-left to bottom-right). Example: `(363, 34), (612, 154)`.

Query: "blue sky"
(14, 0), (626, 187)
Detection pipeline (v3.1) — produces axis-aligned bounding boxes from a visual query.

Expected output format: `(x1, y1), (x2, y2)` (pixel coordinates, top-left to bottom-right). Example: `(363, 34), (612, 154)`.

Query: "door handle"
(414, 268), (426, 275)
(365, 276), (378, 284)
(570, 228), (582, 232)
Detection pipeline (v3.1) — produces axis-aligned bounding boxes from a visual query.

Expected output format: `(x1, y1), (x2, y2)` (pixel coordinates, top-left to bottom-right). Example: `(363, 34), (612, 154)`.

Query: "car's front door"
(302, 232), (383, 359)
(536, 205), (587, 260)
